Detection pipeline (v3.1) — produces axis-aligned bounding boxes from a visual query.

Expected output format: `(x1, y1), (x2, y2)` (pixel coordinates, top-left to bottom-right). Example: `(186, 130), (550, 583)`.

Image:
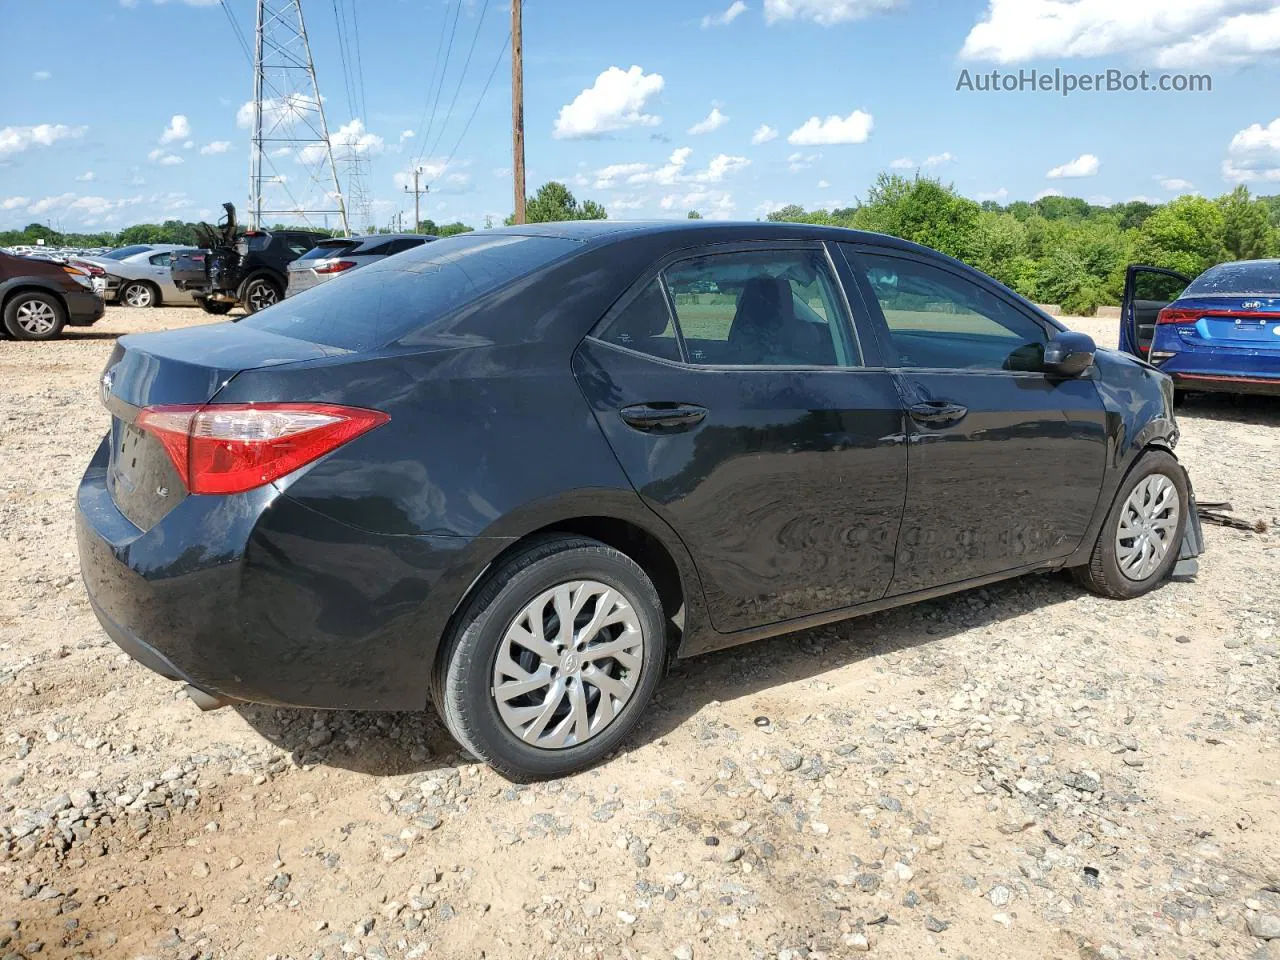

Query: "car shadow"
(235, 569), (1086, 778)
(1178, 391), (1280, 426)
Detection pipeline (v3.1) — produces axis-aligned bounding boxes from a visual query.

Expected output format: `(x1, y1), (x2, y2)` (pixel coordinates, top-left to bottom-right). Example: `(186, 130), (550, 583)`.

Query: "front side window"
(852, 248), (1048, 372)
(663, 249), (855, 367)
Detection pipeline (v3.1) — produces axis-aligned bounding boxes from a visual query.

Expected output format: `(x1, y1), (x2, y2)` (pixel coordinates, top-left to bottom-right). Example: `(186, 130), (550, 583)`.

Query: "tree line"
(7, 176), (1277, 315)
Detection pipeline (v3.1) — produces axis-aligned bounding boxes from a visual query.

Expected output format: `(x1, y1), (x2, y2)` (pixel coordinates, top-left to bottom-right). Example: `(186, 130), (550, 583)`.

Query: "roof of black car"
(476, 218), (913, 249)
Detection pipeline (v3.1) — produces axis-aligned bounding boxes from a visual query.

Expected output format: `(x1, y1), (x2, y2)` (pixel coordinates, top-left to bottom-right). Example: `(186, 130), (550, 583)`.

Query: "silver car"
(285, 234), (434, 298)
(84, 244), (200, 308)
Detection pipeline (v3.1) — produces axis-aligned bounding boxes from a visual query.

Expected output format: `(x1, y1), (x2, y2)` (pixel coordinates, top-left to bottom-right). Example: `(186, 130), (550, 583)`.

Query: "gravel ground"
(1, 306), (1279, 960)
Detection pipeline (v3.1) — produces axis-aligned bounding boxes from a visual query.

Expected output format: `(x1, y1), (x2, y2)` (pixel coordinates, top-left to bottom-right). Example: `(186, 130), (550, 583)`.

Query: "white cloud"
(661, 189), (736, 219)
(200, 140), (231, 155)
(751, 123), (778, 145)
(183, 140), (193, 149)
(891, 152), (955, 170)
(398, 129), (415, 148)
(301, 117), (384, 163)
(975, 187), (1009, 202)
(694, 153), (750, 182)
(817, 179), (831, 188)
(1, 196), (29, 210)
(787, 110), (873, 145)
(611, 195), (647, 211)
(1046, 153), (1100, 178)
(553, 66), (664, 139)
(148, 148), (184, 165)
(75, 171), (95, 182)
(159, 114), (191, 144)
(1158, 177), (1196, 191)
(688, 107), (729, 135)
(0, 123), (87, 159)
(787, 151), (820, 172)
(755, 199), (788, 216)
(32, 71), (51, 81)
(1222, 116), (1280, 182)
(764, 0), (902, 25)
(961, 0), (1279, 67)
(594, 162), (652, 189)
(1034, 188), (1065, 200)
(626, 147), (695, 186)
(702, 0), (748, 27)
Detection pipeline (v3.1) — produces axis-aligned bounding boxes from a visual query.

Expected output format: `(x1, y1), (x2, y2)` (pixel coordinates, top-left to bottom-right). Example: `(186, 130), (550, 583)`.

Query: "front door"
(573, 242), (908, 634)
(842, 244), (1109, 595)
(1120, 265), (1191, 358)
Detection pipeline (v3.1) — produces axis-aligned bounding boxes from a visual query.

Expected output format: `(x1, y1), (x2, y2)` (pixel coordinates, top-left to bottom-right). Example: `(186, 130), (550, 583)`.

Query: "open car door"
(1120, 265), (1191, 358)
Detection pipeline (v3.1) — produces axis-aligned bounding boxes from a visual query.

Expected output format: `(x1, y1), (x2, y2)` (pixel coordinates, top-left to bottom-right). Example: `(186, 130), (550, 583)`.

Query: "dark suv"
(171, 203), (329, 315)
(1, 249), (105, 340)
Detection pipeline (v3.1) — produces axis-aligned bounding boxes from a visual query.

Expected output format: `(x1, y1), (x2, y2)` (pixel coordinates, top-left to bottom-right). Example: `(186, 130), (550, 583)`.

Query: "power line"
(347, 0), (369, 123)
(416, 0), (463, 169)
(219, 0), (254, 66)
(423, 0), (491, 164)
(435, 31), (510, 187)
(331, 0), (359, 119)
(410, 3), (456, 168)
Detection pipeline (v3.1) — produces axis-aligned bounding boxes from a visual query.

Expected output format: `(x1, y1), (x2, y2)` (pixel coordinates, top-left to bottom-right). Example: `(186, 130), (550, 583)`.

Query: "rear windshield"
(297, 239), (361, 261)
(1185, 261), (1280, 296)
(104, 244), (152, 260)
(239, 232), (580, 351)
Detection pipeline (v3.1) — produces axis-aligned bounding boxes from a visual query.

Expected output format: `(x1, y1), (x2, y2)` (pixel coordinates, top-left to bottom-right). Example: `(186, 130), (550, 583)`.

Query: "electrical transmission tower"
(249, 0), (349, 234)
(339, 149), (372, 235)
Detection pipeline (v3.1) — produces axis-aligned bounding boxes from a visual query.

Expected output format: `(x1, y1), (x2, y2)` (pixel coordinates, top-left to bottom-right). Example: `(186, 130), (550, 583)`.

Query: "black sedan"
(76, 221), (1203, 780)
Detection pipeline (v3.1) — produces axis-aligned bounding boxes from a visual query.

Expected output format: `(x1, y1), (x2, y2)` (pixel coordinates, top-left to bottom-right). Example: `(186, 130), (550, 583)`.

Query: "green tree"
(416, 219), (439, 236)
(687, 209), (703, 219)
(1132, 196), (1229, 275)
(1218, 185), (1276, 260)
(852, 173), (980, 261)
(506, 181), (608, 224)
(438, 221), (474, 237)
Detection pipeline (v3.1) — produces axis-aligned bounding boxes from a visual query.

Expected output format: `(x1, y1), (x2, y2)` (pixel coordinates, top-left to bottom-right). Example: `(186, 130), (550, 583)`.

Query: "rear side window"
(299, 241), (361, 261)
(1185, 261), (1280, 296)
(598, 280), (681, 362)
(240, 233), (579, 351)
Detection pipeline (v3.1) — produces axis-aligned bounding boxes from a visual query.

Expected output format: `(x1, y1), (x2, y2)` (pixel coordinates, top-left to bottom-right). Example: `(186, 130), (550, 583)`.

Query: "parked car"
(285, 234), (435, 297)
(1121, 260), (1280, 396)
(1, 249), (104, 340)
(171, 203), (329, 315)
(78, 221), (1203, 780)
(80, 244), (199, 308)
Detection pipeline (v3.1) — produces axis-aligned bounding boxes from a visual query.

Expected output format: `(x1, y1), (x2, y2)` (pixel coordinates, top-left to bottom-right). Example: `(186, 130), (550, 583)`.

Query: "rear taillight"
(313, 259), (357, 275)
(1156, 307), (1201, 325)
(135, 402), (389, 495)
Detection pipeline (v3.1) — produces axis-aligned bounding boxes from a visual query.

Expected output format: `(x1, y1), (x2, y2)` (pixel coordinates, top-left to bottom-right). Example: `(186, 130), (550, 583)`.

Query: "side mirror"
(1044, 330), (1096, 377)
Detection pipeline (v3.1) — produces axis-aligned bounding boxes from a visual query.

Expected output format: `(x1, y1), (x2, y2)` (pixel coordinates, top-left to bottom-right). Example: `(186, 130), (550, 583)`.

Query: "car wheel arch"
(237, 270), (284, 300)
(2, 281), (67, 315)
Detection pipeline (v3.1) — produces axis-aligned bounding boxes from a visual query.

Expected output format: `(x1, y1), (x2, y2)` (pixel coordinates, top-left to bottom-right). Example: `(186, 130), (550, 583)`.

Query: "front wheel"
(432, 535), (666, 781)
(4, 291), (66, 341)
(1072, 450), (1189, 599)
(241, 277), (281, 314)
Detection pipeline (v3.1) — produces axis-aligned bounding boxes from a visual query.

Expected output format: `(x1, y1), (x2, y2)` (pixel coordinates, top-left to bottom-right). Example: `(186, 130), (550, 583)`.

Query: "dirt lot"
(2, 306), (1279, 960)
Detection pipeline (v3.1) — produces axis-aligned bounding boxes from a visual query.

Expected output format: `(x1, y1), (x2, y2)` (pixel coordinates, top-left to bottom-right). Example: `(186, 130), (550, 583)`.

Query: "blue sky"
(3, 0), (1280, 233)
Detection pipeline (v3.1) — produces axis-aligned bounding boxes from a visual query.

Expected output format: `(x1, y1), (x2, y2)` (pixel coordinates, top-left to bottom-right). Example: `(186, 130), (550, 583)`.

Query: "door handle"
(908, 400), (968, 427)
(619, 403), (707, 432)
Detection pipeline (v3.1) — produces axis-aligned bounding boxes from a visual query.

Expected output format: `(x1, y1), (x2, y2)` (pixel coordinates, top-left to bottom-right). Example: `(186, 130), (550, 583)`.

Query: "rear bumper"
(284, 272), (327, 298)
(75, 435), (494, 711)
(66, 290), (104, 326)
(1169, 372), (1280, 396)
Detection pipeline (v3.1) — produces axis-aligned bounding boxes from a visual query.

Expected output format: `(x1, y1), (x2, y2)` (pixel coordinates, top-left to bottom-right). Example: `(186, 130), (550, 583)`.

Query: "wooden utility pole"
(403, 168), (427, 232)
(511, 0), (526, 224)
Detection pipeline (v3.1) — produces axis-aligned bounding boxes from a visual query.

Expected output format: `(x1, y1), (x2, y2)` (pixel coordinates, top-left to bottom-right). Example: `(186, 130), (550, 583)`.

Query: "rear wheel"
(241, 277), (281, 314)
(1072, 450), (1188, 599)
(121, 281), (158, 308)
(432, 535), (665, 781)
(196, 298), (233, 316)
(4, 291), (66, 341)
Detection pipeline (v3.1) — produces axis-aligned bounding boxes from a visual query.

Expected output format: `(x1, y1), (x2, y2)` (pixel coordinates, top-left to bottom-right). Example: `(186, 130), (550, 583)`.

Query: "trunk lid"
(101, 325), (341, 530)
(1165, 296), (1280, 353)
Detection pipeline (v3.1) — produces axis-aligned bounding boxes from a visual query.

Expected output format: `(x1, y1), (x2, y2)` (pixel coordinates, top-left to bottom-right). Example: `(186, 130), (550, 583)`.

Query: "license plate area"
(111, 421), (149, 495)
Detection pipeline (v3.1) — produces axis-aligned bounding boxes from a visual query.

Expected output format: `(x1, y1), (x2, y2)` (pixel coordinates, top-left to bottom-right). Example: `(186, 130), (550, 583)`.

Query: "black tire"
(120, 281), (159, 308)
(431, 535), (666, 781)
(197, 298), (233, 316)
(3, 291), (66, 341)
(1071, 450), (1189, 599)
(240, 276), (281, 314)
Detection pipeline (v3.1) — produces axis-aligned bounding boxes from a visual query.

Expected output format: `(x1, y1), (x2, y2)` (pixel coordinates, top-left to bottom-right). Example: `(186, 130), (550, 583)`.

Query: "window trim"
(841, 243), (1064, 377)
(589, 239), (869, 372)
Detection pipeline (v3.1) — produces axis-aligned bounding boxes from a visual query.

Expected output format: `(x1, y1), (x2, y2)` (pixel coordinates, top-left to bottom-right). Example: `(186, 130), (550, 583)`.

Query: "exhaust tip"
(183, 684), (236, 712)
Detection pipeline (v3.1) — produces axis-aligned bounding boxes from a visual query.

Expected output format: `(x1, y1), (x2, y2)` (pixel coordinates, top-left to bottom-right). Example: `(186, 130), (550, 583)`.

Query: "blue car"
(1120, 260), (1280, 396)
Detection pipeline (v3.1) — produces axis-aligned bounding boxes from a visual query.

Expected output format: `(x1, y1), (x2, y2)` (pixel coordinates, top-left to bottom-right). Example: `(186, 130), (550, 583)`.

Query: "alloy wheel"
(124, 283), (154, 307)
(1115, 474), (1180, 581)
(15, 300), (57, 336)
(491, 580), (645, 750)
(248, 282), (278, 311)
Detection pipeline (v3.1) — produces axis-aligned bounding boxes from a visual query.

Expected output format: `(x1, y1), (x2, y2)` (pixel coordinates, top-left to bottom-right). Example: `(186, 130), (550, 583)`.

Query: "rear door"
(573, 241), (908, 635)
(842, 243), (1108, 595)
(1120, 265), (1190, 357)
